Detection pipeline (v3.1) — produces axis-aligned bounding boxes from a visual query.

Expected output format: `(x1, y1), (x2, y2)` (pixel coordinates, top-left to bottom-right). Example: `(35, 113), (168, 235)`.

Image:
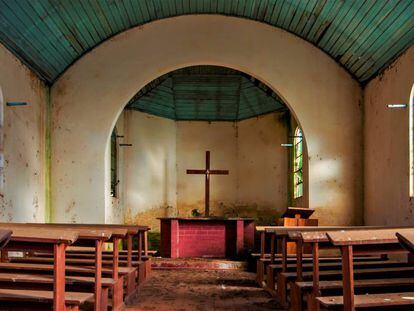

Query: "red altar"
(159, 217), (255, 258)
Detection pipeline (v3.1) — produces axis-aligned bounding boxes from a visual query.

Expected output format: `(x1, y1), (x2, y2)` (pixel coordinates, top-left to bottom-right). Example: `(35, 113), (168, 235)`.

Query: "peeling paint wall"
(105, 111), (127, 223)
(51, 15), (363, 226)
(237, 112), (291, 223)
(364, 45), (414, 225)
(123, 110), (177, 230)
(119, 110), (304, 231)
(176, 120), (238, 221)
(0, 43), (46, 222)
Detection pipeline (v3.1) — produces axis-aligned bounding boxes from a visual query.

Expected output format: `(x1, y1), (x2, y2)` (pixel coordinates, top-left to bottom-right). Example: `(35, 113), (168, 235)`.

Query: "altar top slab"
(158, 217), (254, 221)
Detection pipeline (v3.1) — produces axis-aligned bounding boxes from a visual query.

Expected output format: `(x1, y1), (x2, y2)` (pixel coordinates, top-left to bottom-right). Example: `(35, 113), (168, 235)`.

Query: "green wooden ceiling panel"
(126, 66), (285, 121)
(0, 0), (413, 84)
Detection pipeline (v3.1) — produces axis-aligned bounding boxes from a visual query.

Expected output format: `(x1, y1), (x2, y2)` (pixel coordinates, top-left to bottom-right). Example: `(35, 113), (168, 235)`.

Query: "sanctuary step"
(151, 257), (248, 270)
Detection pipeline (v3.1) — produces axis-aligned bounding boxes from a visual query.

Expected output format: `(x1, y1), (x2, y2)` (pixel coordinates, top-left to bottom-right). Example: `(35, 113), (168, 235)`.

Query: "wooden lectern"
(277, 207), (318, 254)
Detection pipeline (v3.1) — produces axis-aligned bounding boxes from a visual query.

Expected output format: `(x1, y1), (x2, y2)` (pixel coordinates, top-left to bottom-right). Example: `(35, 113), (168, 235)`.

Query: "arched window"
(110, 128), (118, 197)
(293, 127), (303, 199)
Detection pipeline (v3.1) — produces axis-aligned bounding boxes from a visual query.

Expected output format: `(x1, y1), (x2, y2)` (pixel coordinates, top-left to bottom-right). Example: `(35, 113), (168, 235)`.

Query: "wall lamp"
(6, 102), (28, 107)
(387, 104), (407, 108)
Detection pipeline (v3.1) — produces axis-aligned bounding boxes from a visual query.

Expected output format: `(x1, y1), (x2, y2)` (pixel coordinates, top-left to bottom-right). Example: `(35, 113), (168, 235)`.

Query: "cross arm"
(209, 170), (229, 175)
(187, 169), (207, 174)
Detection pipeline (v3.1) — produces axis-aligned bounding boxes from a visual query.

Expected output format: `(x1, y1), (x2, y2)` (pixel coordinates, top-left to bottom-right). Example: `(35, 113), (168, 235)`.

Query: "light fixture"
(281, 143), (293, 147)
(6, 102), (28, 107)
(387, 104), (407, 108)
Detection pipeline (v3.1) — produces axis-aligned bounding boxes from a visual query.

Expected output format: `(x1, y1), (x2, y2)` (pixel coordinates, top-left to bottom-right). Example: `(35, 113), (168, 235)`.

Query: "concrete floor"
(125, 269), (282, 311)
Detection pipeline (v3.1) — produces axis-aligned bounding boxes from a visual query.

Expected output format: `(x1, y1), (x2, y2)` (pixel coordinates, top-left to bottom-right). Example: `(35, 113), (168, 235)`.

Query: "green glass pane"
(297, 141), (302, 156)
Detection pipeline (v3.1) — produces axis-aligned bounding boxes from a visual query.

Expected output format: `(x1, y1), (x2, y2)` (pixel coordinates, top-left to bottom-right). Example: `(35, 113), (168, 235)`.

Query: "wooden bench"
(316, 228), (414, 311)
(263, 226), (354, 292)
(318, 292), (414, 310)
(0, 229), (12, 250)
(28, 223), (150, 286)
(7, 223), (135, 310)
(41, 223), (151, 268)
(264, 226), (378, 299)
(0, 224), (113, 311)
(0, 288), (94, 310)
(266, 227), (409, 309)
(397, 231), (414, 255)
(284, 263), (414, 310)
(0, 226), (79, 311)
(287, 228), (414, 310)
(295, 278), (414, 311)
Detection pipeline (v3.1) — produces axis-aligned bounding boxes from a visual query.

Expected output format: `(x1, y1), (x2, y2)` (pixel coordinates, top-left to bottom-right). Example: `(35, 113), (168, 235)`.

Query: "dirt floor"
(125, 269), (282, 311)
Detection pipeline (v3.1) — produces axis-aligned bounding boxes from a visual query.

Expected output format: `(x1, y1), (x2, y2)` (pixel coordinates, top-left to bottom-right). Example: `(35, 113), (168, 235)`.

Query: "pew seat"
(297, 278), (414, 292)
(0, 272), (115, 286)
(318, 292), (414, 309)
(0, 288), (94, 310)
(277, 265), (414, 306)
(292, 278), (414, 310)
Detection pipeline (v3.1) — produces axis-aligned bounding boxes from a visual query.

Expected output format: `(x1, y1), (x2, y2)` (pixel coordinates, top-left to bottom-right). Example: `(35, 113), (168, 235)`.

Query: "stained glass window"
(293, 127), (303, 198)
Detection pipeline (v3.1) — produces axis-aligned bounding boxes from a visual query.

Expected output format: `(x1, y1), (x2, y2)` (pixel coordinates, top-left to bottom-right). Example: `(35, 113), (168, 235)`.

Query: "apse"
(109, 66), (308, 231)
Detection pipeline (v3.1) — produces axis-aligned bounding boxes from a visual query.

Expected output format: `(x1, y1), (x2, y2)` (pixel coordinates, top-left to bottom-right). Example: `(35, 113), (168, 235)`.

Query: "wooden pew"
(69, 223), (151, 283)
(290, 230), (412, 311)
(8, 223), (131, 310)
(28, 223), (151, 285)
(397, 231), (414, 255)
(0, 224), (114, 311)
(265, 226), (404, 306)
(255, 226), (278, 286)
(0, 226), (84, 310)
(317, 228), (414, 311)
(265, 226), (347, 298)
(0, 229), (12, 250)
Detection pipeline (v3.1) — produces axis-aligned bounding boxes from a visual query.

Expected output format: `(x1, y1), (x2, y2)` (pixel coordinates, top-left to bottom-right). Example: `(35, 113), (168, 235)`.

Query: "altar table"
(159, 217), (255, 258)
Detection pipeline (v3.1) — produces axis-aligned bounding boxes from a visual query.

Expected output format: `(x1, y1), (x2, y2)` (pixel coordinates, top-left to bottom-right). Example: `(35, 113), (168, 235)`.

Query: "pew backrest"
(396, 231), (414, 254)
(328, 228), (414, 246)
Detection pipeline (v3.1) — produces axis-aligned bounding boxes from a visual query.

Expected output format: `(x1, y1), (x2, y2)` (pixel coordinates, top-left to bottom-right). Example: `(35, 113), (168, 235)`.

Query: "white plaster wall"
(105, 111), (126, 224)
(176, 121), (239, 215)
(0, 43), (46, 222)
(237, 112), (289, 221)
(121, 110), (288, 230)
(123, 110), (177, 228)
(51, 15), (363, 225)
(364, 45), (414, 225)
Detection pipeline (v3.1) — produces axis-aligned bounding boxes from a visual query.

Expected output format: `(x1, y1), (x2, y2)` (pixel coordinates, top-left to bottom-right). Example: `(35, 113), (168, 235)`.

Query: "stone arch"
(51, 15), (363, 225)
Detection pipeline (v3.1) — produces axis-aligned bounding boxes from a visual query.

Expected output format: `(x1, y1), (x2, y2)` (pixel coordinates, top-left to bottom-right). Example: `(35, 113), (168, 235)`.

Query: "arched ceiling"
(126, 66), (286, 121)
(0, 0), (413, 84)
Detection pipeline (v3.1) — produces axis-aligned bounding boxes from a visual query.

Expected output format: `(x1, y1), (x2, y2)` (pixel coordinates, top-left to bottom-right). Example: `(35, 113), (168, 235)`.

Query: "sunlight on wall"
(311, 158), (341, 182)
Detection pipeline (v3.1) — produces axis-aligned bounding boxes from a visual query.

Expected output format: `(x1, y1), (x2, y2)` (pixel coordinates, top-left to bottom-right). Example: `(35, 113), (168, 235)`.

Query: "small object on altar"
(191, 209), (201, 217)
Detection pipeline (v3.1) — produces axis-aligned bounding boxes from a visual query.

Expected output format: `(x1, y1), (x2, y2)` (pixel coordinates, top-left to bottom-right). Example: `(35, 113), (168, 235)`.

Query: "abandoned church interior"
(0, 0), (413, 310)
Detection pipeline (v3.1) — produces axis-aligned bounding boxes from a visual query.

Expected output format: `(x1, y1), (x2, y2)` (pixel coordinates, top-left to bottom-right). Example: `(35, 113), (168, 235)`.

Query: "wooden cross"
(186, 151), (229, 217)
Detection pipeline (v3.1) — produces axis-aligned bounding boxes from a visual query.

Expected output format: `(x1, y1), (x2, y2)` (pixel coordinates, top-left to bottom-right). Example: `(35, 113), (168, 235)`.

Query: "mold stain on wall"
(118, 110), (302, 232)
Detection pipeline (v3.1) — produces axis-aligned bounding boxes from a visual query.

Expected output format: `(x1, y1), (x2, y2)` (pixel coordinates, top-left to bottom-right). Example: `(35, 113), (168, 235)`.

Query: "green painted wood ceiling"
(126, 66), (286, 121)
(0, 0), (414, 84)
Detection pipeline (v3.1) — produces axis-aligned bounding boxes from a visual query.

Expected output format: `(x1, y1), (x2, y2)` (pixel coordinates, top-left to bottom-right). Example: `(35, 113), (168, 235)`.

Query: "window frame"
(293, 126), (303, 199)
(110, 128), (118, 198)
